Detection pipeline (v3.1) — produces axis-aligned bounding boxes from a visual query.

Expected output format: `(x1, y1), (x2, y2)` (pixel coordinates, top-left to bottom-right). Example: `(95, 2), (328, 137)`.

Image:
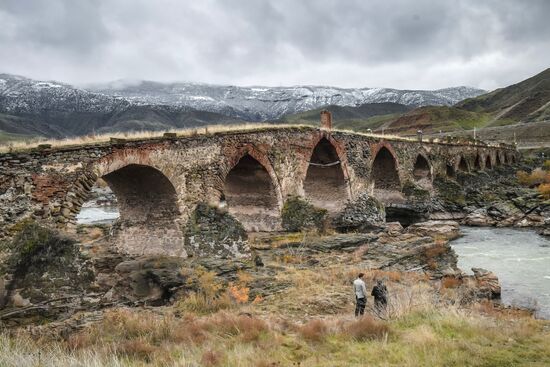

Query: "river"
(451, 226), (550, 319)
(76, 206), (119, 225)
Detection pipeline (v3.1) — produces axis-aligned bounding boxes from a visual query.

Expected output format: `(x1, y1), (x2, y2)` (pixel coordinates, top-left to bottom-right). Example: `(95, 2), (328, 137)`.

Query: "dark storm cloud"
(0, 0), (549, 89)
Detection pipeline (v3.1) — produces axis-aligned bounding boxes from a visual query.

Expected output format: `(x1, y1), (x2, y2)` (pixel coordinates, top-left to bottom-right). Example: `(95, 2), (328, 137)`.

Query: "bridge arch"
(446, 164), (456, 178)
(496, 153), (503, 166)
(221, 148), (282, 231)
(101, 164), (181, 224)
(457, 156), (469, 172)
(371, 143), (401, 191)
(412, 153), (432, 182)
(303, 136), (351, 212)
(69, 148), (182, 227)
(474, 154), (482, 171)
(68, 151), (186, 256)
(485, 155), (493, 170)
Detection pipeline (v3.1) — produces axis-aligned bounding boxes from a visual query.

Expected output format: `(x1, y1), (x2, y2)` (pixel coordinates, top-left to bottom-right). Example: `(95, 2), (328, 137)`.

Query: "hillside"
(0, 106), (241, 140)
(307, 68), (550, 145)
(375, 106), (492, 135)
(457, 68), (550, 124)
(0, 74), (242, 139)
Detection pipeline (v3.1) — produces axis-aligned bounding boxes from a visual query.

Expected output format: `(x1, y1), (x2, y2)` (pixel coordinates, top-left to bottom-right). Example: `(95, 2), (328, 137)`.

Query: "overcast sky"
(1, 0), (549, 90)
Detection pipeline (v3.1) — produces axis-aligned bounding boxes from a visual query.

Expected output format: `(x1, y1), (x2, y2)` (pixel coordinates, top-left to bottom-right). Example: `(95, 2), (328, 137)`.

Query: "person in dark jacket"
(371, 279), (388, 314)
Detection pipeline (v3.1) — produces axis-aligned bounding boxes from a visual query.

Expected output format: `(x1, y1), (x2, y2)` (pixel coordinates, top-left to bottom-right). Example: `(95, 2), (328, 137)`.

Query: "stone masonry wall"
(0, 126), (517, 257)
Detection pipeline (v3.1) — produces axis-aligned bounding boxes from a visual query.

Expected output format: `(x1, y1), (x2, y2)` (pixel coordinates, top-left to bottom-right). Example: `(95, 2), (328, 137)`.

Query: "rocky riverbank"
(427, 159), (550, 234)
(0, 219), (505, 336)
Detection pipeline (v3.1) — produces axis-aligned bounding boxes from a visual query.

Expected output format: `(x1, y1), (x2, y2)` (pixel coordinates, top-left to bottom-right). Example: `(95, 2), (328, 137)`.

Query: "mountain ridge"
(0, 73), (485, 140)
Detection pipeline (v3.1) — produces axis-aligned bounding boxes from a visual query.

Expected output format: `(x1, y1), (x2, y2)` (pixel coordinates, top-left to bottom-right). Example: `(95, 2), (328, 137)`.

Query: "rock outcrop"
(332, 193), (385, 232)
(183, 203), (250, 259)
(406, 220), (460, 241)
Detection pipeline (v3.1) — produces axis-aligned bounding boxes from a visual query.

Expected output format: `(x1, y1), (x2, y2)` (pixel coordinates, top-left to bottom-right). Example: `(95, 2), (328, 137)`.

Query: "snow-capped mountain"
(0, 73), (485, 138)
(0, 73), (129, 114)
(90, 81), (485, 121)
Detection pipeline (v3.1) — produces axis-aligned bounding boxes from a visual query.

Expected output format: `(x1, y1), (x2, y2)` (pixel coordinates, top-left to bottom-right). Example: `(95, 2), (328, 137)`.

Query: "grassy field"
(0, 264), (548, 367)
(0, 131), (34, 144)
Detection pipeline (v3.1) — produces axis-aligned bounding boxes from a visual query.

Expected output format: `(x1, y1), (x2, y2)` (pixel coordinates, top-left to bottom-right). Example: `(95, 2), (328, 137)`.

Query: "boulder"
(1, 222), (95, 306)
(308, 233), (378, 252)
(464, 209), (496, 226)
(183, 203), (250, 259)
(384, 222), (404, 235)
(471, 267), (501, 299)
(333, 193), (385, 232)
(406, 220), (460, 241)
(385, 202), (430, 227)
(114, 256), (188, 303)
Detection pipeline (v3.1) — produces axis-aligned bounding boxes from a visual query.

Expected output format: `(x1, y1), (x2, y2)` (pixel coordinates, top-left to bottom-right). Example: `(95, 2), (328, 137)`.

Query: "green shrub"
(281, 197), (327, 232)
(402, 181), (430, 200)
(434, 176), (466, 207)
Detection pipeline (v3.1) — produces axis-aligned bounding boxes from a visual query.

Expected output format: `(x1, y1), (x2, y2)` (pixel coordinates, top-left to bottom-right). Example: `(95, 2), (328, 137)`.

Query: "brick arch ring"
(220, 144), (284, 211)
(369, 140), (402, 181)
(298, 131), (353, 200)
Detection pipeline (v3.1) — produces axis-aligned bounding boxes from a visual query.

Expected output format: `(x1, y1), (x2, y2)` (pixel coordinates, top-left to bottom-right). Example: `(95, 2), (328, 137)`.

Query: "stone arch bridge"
(0, 125), (518, 257)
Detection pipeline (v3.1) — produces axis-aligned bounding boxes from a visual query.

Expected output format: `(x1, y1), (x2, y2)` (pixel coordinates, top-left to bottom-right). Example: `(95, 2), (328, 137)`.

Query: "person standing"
(371, 279), (388, 315)
(353, 273), (368, 317)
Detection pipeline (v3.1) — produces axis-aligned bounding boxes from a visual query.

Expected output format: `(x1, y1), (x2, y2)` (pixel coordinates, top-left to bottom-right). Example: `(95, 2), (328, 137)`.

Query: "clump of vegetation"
(281, 196), (327, 232)
(177, 266), (232, 314)
(298, 319), (329, 342)
(177, 267), (258, 315)
(402, 180), (430, 200)
(433, 176), (466, 208)
(343, 315), (389, 341)
(539, 183), (550, 199)
(2, 221), (94, 304)
(517, 168), (549, 187)
(517, 161), (550, 198)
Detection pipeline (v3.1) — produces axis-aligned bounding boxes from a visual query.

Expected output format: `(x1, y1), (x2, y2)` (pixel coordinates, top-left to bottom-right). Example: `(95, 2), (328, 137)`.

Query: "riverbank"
(1, 220), (549, 366)
(452, 226), (550, 319)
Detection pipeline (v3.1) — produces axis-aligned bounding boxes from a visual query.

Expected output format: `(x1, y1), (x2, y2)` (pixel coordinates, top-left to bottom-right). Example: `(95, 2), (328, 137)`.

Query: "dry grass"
(517, 168), (549, 187)
(0, 243), (548, 366)
(441, 276), (462, 289)
(517, 166), (550, 198)
(1, 287), (549, 366)
(538, 183), (550, 199)
(0, 123), (305, 153)
(0, 121), (504, 154)
(298, 319), (329, 342)
(201, 349), (224, 366)
(423, 243), (448, 259)
(343, 316), (390, 341)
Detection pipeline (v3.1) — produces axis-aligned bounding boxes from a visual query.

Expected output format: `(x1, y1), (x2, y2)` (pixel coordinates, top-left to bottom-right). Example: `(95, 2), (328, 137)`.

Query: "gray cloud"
(0, 0), (549, 90)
